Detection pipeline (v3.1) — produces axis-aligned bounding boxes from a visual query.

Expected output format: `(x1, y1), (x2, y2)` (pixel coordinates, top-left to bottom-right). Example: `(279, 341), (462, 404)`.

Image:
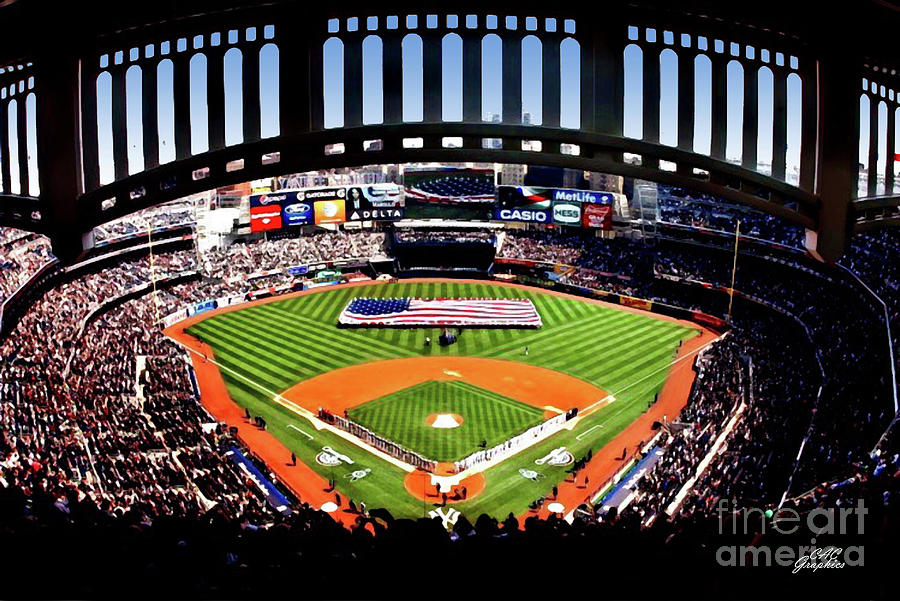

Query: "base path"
(280, 357), (608, 417)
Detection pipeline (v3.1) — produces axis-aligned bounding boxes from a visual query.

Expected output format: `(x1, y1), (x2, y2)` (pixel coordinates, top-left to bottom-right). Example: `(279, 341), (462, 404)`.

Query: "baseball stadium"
(0, 1), (898, 600)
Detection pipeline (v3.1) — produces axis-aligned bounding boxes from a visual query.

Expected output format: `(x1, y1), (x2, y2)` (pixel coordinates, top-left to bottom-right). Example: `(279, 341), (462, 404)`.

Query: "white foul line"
(288, 424), (314, 439)
(575, 424), (603, 441)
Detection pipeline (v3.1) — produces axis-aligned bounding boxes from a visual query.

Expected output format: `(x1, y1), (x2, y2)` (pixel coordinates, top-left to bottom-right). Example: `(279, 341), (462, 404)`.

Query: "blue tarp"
(597, 445), (665, 510)
(227, 446), (292, 514)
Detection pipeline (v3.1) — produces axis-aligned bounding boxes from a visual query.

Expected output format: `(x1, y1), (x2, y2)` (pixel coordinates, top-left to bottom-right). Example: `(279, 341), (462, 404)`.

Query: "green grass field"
(186, 281), (700, 520)
(347, 380), (545, 463)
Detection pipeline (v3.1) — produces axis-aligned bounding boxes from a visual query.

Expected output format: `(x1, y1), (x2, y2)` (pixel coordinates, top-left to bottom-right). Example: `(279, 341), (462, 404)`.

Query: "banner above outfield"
(248, 184), (406, 230)
(494, 186), (615, 229)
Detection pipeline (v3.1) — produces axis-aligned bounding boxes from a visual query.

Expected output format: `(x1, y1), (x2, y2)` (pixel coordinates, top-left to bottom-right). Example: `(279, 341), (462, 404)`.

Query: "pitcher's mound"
(426, 413), (464, 428)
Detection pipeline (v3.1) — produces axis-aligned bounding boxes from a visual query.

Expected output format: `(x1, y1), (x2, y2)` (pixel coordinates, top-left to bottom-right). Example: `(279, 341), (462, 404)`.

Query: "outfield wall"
(492, 258), (730, 333)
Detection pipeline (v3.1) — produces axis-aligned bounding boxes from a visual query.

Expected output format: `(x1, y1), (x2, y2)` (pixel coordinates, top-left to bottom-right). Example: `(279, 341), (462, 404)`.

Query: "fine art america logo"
(715, 499), (866, 572)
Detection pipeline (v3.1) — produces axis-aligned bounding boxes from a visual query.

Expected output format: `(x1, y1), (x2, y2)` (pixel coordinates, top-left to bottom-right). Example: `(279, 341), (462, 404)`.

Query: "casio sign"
(498, 209), (548, 223)
(553, 203), (580, 224)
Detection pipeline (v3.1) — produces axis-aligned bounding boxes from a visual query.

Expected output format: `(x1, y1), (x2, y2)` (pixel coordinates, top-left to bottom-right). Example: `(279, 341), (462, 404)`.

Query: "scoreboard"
(494, 185), (618, 230)
(249, 184), (405, 232)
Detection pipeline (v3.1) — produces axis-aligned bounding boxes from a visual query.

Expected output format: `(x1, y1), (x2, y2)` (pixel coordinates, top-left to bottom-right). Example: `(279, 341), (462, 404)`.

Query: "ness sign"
(552, 202), (581, 225)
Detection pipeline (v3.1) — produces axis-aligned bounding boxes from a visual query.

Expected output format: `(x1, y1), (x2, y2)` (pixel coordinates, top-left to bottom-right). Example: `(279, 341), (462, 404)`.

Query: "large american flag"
(338, 297), (542, 327)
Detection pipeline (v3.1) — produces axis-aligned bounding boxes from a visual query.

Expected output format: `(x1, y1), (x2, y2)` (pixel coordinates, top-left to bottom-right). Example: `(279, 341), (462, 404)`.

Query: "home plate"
(320, 502), (338, 513)
(427, 413), (464, 428)
(547, 502), (565, 514)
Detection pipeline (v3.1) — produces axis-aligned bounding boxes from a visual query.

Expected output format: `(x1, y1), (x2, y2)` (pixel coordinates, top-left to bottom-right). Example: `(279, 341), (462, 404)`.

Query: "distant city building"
(588, 172), (624, 194)
(499, 164), (527, 186)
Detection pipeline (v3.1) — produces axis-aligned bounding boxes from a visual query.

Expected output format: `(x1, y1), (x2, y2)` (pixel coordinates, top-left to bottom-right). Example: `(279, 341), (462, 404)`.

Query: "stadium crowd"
(656, 185), (806, 248)
(0, 229), (55, 304)
(91, 200), (195, 243)
(203, 231), (387, 282)
(0, 211), (897, 597)
(498, 228), (895, 502)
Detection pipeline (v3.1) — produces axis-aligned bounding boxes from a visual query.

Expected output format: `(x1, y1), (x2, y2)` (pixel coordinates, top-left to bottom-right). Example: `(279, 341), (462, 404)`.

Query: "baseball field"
(169, 279), (713, 524)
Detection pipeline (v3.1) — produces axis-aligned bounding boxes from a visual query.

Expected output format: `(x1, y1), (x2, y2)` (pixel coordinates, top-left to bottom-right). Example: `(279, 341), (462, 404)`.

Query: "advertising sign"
(492, 207), (550, 223)
(250, 205), (283, 232)
(497, 186), (613, 228)
(249, 192), (288, 208)
(582, 203), (613, 230)
(281, 197), (314, 226)
(346, 184), (405, 209)
(314, 199), (346, 225)
(551, 201), (582, 225)
(345, 184), (406, 221)
(497, 186), (553, 210)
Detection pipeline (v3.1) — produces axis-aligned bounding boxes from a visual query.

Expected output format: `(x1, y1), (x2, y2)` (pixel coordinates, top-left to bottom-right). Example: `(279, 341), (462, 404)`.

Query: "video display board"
(494, 186), (615, 230)
(247, 184), (405, 231)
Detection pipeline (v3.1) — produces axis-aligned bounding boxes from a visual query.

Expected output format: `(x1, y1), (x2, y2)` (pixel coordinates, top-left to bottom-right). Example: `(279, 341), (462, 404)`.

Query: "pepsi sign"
(249, 193), (287, 208)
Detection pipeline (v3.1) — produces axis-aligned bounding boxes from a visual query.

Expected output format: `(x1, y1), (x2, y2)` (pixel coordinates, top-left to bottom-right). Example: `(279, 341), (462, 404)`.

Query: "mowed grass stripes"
(186, 281), (702, 520)
(188, 282), (697, 403)
(347, 380), (545, 463)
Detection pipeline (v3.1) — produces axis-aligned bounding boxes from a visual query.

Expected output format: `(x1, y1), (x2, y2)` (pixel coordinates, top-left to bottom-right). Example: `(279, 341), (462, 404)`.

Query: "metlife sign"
(492, 208), (550, 223)
(551, 189), (614, 205)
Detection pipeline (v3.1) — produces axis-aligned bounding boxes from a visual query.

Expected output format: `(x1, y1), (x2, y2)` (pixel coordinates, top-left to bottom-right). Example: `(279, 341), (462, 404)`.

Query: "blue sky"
(3, 27), (898, 197)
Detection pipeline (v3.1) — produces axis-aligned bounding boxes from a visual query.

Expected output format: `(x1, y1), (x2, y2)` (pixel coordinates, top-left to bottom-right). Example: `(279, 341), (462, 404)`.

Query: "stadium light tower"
(727, 221), (741, 321)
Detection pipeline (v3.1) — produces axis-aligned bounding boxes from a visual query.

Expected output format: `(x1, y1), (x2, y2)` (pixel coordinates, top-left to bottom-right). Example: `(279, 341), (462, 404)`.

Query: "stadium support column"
(243, 38), (262, 144)
(207, 41), (226, 153)
(541, 31), (561, 154)
(383, 35), (403, 126)
(16, 91), (30, 194)
(501, 34), (521, 124)
(867, 85), (879, 198)
(461, 31), (482, 149)
(772, 67), (788, 181)
(111, 64), (129, 181)
(80, 61), (100, 193)
(142, 53), (159, 171)
(741, 61), (758, 172)
(642, 45), (660, 170)
(798, 60), (817, 193)
(886, 108), (896, 194)
(810, 47), (855, 263)
(35, 57), (85, 262)
(423, 30), (443, 148)
(0, 101), (9, 193)
(279, 9), (312, 138)
(584, 6), (625, 162)
(344, 33), (363, 129)
(710, 54), (727, 161)
(173, 51), (192, 161)
(676, 49), (695, 175)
